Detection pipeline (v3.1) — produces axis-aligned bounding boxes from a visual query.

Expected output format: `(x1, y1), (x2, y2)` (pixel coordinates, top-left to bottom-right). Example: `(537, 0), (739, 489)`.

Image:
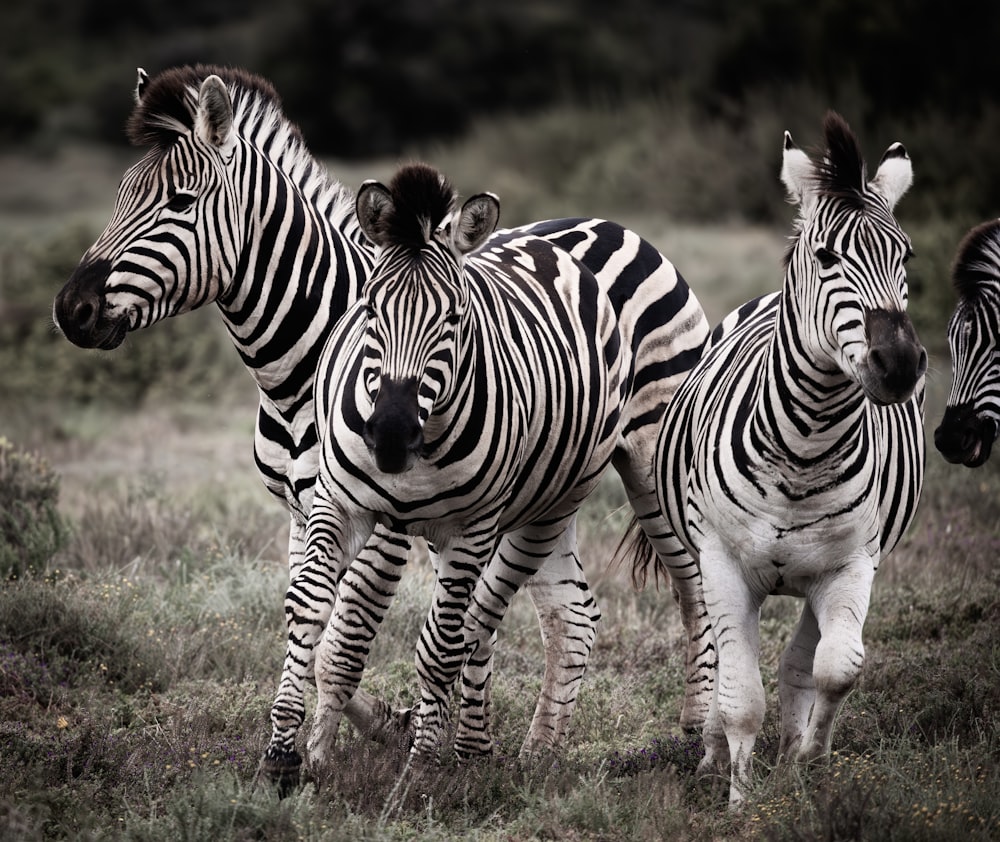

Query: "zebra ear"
(135, 68), (149, 104)
(356, 180), (394, 246)
(780, 130), (817, 211)
(453, 192), (500, 255)
(871, 142), (913, 210)
(195, 75), (235, 149)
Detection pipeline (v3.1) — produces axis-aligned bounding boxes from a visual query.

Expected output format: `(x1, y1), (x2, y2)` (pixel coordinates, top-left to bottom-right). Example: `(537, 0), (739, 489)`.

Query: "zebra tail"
(612, 516), (664, 590)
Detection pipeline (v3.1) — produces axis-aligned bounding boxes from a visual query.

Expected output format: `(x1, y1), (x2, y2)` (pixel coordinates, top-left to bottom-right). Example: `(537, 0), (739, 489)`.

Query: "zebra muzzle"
(861, 309), (927, 405)
(934, 404), (997, 467)
(54, 258), (129, 349)
(362, 377), (424, 474)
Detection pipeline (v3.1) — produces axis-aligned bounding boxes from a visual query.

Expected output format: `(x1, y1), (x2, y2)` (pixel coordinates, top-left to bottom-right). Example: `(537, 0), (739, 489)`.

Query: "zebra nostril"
(73, 299), (97, 330)
(867, 347), (887, 379)
(916, 347), (928, 378)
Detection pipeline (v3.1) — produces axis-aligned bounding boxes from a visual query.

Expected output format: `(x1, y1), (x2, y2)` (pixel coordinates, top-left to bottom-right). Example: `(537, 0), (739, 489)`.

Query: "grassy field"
(1, 139), (999, 840)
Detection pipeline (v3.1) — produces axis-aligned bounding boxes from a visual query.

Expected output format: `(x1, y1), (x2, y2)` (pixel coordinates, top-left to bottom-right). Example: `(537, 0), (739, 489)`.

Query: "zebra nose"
(363, 378), (424, 474)
(863, 309), (925, 403)
(934, 405), (995, 466)
(54, 258), (112, 347)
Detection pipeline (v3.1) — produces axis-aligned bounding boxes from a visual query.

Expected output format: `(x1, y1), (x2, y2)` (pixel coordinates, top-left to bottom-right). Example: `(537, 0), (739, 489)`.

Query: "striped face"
(935, 220), (1000, 466)
(355, 166), (499, 474)
(781, 129), (926, 406)
(360, 241), (470, 473)
(54, 74), (240, 349)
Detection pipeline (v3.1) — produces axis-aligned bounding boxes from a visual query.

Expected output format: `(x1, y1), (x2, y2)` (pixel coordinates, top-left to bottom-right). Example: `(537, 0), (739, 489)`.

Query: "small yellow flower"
(57, 716), (69, 729)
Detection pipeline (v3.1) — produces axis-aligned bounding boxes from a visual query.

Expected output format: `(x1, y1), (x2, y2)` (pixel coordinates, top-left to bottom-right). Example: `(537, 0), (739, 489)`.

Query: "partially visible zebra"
(291, 162), (628, 774)
(630, 113), (926, 805)
(53, 64), (407, 742)
(51, 66), (714, 784)
(934, 219), (1000, 466)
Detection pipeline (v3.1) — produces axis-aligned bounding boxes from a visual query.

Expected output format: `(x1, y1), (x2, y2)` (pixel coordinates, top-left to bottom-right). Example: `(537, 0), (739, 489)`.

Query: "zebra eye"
(445, 310), (461, 325)
(365, 301), (376, 319)
(814, 247), (839, 270)
(903, 247), (915, 265)
(166, 191), (195, 212)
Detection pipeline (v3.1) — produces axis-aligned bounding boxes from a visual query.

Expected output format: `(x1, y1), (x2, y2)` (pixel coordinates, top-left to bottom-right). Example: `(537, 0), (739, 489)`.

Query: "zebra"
(934, 219), (1000, 466)
(50, 66), (714, 784)
(628, 112), (926, 805)
(288, 161), (630, 775)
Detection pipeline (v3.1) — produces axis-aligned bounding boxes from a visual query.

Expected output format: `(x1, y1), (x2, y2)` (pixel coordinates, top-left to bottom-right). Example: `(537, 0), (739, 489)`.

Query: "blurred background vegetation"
(2, 6), (1000, 837)
(1, 0), (998, 420)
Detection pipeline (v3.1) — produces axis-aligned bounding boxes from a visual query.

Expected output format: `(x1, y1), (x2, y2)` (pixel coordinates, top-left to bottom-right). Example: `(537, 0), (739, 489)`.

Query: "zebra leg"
(697, 541), (765, 807)
(796, 560), (874, 764)
(283, 520), (414, 749)
(455, 516), (598, 760)
(306, 531), (410, 774)
(695, 636), (728, 781)
(777, 601), (820, 759)
(261, 497), (372, 791)
(519, 519), (600, 757)
(410, 534), (499, 763)
(612, 447), (715, 731)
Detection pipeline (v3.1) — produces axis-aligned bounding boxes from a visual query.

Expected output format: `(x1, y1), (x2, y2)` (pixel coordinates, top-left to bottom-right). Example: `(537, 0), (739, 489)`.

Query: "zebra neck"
(754, 301), (869, 462)
(217, 174), (373, 420)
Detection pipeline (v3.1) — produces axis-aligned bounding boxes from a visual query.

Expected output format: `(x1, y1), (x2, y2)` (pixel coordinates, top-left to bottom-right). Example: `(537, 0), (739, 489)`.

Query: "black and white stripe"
(52, 66), (715, 786)
(934, 219), (1000, 467)
(272, 162), (706, 777)
(633, 113), (926, 805)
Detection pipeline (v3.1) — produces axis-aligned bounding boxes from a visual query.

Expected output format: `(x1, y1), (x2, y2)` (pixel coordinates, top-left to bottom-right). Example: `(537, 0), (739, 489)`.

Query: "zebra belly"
(689, 478), (882, 597)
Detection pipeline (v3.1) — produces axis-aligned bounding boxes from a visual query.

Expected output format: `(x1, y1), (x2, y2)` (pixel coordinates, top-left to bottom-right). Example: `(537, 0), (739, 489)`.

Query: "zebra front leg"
(777, 601), (820, 759)
(796, 560), (874, 763)
(411, 536), (498, 763)
(519, 518), (600, 757)
(261, 496), (368, 791)
(342, 526), (417, 747)
(306, 527), (408, 773)
(455, 516), (597, 760)
(287, 518), (412, 746)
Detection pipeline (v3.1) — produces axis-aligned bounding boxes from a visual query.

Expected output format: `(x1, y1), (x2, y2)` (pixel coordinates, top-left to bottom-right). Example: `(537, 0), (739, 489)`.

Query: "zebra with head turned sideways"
(291, 161), (627, 775)
(934, 219), (1000, 467)
(630, 112), (926, 806)
(52, 64), (410, 742)
(51, 66), (715, 786)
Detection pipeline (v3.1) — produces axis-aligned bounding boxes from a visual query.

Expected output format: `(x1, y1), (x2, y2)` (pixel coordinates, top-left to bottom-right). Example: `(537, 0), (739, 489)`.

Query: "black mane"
(126, 64), (298, 148)
(375, 163), (456, 252)
(813, 111), (867, 211)
(953, 219), (1000, 299)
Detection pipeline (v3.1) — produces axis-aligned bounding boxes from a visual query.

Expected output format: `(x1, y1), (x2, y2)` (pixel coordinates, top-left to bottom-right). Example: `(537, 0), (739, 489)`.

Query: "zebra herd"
(51, 65), (1000, 807)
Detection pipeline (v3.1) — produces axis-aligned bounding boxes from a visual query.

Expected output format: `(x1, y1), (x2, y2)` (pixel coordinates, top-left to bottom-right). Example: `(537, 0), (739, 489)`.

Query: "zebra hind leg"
(776, 602), (820, 760)
(453, 516), (596, 762)
(519, 519), (600, 758)
(612, 449), (715, 732)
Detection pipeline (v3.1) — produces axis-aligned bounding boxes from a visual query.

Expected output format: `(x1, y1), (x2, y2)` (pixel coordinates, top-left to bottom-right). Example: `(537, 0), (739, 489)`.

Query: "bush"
(0, 437), (68, 579)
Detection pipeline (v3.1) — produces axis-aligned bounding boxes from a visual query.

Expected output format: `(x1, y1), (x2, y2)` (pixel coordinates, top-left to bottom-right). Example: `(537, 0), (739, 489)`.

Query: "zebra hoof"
(260, 747), (303, 798)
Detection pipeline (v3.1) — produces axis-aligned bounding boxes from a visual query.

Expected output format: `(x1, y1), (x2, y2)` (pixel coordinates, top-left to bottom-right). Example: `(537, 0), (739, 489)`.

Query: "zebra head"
(781, 112), (926, 406)
(54, 66), (255, 349)
(934, 219), (1000, 467)
(355, 163), (499, 474)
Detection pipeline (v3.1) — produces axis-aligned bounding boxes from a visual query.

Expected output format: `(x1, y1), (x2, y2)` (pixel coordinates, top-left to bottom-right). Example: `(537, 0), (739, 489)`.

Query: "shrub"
(0, 437), (68, 579)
